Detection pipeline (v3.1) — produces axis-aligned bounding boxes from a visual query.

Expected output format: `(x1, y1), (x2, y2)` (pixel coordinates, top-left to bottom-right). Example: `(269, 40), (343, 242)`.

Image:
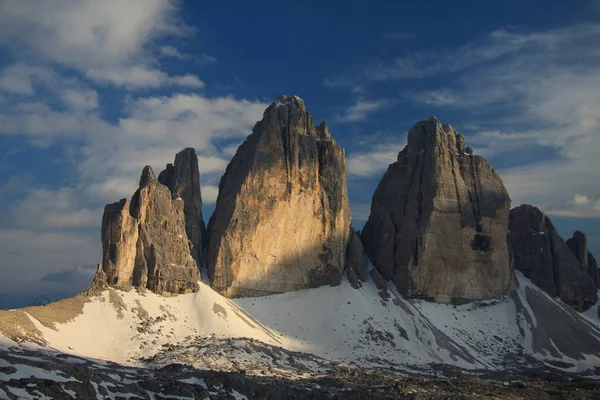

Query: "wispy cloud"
(0, 0), (201, 89)
(0, 0), (268, 300)
(329, 23), (600, 218)
(334, 99), (391, 123)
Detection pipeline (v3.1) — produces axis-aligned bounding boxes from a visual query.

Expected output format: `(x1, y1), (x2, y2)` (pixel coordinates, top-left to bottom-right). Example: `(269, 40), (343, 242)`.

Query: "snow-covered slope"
(1, 272), (600, 378)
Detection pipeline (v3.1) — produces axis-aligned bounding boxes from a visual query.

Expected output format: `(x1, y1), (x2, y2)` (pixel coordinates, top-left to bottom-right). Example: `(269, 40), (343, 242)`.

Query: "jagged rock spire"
(509, 205), (598, 311)
(96, 150), (204, 295)
(158, 148), (206, 264)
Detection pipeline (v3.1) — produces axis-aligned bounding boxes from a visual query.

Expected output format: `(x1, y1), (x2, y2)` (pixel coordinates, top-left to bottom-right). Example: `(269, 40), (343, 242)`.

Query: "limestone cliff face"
(509, 205), (598, 311)
(207, 95), (351, 297)
(361, 117), (515, 303)
(98, 153), (203, 295)
(158, 148), (206, 264)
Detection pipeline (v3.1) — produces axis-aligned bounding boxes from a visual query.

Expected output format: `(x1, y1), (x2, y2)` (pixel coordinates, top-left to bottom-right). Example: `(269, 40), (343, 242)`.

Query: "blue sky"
(0, 0), (599, 308)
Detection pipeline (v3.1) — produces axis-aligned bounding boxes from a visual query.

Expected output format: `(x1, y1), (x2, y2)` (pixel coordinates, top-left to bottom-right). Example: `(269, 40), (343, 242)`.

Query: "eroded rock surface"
(207, 95), (351, 297)
(567, 230), (600, 287)
(345, 229), (369, 284)
(158, 148), (206, 264)
(508, 205), (597, 311)
(361, 117), (515, 303)
(98, 157), (202, 295)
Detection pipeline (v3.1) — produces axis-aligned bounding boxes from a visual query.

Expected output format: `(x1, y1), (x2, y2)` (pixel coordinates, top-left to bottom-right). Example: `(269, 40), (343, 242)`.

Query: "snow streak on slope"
(1, 272), (600, 377)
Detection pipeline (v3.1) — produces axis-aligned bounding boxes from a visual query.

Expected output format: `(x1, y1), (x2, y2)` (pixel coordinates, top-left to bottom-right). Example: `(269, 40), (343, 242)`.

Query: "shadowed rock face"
(567, 230), (600, 288)
(509, 205), (598, 311)
(207, 95), (351, 297)
(98, 156), (202, 295)
(158, 148), (206, 264)
(361, 117), (515, 303)
(345, 229), (369, 284)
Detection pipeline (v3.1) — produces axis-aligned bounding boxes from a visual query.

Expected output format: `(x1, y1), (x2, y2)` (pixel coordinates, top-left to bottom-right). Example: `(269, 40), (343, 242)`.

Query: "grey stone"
(96, 158), (202, 295)
(361, 117), (515, 303)
(345, 228), (369, 282)
(509, 205), (598, 311)
(158, 148), (206, 265)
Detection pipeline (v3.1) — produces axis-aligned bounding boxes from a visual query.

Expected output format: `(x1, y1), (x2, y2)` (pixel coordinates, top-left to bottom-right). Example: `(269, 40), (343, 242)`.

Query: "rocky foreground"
(1, 344), (599, 400)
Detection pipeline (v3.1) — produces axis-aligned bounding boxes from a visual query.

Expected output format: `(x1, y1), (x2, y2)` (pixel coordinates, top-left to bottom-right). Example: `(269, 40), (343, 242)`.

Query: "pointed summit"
(139, 165), (156, 187)
(158, 147), (206, 264)
(207, 95), (352, 297)
(95, 150), (202, 295)
(361, 118), (515, 303)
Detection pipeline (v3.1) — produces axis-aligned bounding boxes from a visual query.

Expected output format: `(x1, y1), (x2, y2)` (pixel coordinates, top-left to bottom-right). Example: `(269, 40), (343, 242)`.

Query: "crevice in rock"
(402, 153), (419, 217)
(449, 151), (463, 218)
(413, 155), (425, 265)
(545, 217), (561, 297)
(468, 155), (482, 232)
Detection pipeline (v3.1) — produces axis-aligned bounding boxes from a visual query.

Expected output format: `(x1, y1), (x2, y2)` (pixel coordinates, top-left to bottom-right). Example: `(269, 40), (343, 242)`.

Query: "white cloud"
(86, 66), (204, 89)
(345, 132), (407, 178)
(330, 23), (600, 218)
(171, 74), (205, 88)
(347, 149), (398, 177)
(201, 185), (220, 205)
(573, 194), (590, 205)
(6, 187), (100, 230)
(0, 229), (98, 294)
(326, 25), (586, 89)
(0, 0), (199, 89)
(0, 91), (266, 299)
(334, 99), (390, 123)
(159, 45), (191, 59)
(159, 46), (216, 65)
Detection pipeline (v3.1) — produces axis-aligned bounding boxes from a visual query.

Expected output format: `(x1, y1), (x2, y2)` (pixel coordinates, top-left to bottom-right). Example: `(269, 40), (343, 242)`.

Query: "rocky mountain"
(509, 205), (598, 311)
(97, 149), (204, 295)
(361, 117), (515, 303)
(567, 230), (600, 287)
(206, 95), (352, 297)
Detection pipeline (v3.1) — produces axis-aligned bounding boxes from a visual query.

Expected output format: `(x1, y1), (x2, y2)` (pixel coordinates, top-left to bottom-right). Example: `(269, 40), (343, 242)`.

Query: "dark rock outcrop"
(567, 231), (600, 287)
(345, 228), (369, 284)
(207, 95), (352, 297)
(361, 117), (515, 303)
(97, 150), (204, 295)
(508, 205), (597, 311)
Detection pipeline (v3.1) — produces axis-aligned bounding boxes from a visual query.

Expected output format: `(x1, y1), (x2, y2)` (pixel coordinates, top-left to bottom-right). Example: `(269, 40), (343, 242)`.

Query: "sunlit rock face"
(361, 117), (515, 303)
(509, 205), (598, 311)
(207, 95), (352, 297)
(98, 150), (204, 295)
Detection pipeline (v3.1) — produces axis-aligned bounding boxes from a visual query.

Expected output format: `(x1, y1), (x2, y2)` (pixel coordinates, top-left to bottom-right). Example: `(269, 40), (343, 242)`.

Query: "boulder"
(361, 117), (515, 303)
(509, 205), (597, 311)
(97, 160), (201, 295)
(206, 95), (351, 297)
